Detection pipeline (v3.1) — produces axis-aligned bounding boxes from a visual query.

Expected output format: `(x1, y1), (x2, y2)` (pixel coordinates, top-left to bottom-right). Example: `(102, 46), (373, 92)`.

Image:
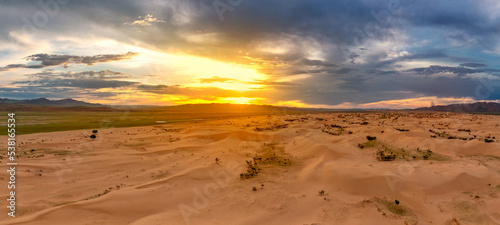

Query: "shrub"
(92, 130), (98, 134)
(90, 134), (96, 139)
(366, 136), (377, 141)
(376, 149), (396, 161)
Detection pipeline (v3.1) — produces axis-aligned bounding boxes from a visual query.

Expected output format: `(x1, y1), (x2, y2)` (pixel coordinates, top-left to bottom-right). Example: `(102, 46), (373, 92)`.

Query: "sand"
(1, 112), (499, 225)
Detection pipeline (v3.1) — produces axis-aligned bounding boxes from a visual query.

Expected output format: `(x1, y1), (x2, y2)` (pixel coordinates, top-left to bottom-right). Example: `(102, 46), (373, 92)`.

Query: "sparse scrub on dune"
(373, 197), (414, 217)
(359, 138), (446, 161)
(395, 128), (410, 132)
(415, 148), (433, 160)
(448, 199), (493, 224)
(321, 124), (352, 136)
(358, 139), (382, 149)
(376, 149), (396, 161)
(151, 170), (171, 180)
(254, 123), (289, 132)
(429, 129), (470, 141)
(240, 143), (291, 179)
(240, 160), (260, 179)
(162, 128), (182, 132)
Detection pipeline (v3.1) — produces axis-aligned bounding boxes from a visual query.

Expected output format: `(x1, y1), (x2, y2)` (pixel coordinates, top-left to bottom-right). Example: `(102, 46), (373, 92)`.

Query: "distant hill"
(0, 98), (103, 107)
(142, 103), (320, 114)
(0, 98), (372, 113)
(137, 103), (373, 114)
(0, 98), (114, 112)
(414, 102), (500, 113)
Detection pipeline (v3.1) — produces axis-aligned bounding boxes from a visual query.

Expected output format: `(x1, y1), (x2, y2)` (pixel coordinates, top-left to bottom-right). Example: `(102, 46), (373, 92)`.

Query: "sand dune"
(1, 112), (499, 224)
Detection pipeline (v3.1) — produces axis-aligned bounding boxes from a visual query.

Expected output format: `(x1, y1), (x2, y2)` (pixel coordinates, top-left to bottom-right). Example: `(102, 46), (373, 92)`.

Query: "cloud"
(299, 58), (336, 67)
(136, 84), (248, 100)
(125, 14), (166, 26)
(14, 70), (138, 89)
(199, 76), (237, 84)
(459, 63), (488, 68)
(407, 65), (500, 77)
(0, 86), (82, 99)
(0, 52), (139, 71)
(1, 0), (500, 106)
(198, 76), (295, 86)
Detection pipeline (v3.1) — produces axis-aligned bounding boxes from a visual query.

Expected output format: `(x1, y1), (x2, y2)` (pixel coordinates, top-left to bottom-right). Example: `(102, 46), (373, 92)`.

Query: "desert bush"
(240, 160), (260, 179)
(376, 149), (396, 161)
(366, 136), (377, 141)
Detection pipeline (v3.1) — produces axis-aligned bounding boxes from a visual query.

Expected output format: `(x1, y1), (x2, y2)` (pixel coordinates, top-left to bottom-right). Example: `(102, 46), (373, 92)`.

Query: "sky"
(1, 0), (500, 109)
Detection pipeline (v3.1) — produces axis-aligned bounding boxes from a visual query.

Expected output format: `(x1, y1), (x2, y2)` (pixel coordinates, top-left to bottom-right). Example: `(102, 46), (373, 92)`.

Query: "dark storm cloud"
(403, 0), (500, 46)
(25, 52), (139, 66)
(407, 65), (500, 76)
(0, 52), (139, 71)
(299, 59), (336, 68)
(460, 63), (488, 68)
(14, 70), (138, 89)
(27, 69), (132, 80)
(1, 0), (499, 62)
(0, 64), (45, 70)
(2, 0), (500, 105)
(398, 76), (500, 101)
(0, 86), (79, 99)
(136, 84), (182, 94)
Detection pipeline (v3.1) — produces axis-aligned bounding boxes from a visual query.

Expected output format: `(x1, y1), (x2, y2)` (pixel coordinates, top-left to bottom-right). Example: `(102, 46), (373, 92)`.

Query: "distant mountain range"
(0, 98), (113, 112)
(414, 102), (500, 113)
(0, 98), (103, 107)
(0, 98), (360, 113)
(2, 98), (499, 113)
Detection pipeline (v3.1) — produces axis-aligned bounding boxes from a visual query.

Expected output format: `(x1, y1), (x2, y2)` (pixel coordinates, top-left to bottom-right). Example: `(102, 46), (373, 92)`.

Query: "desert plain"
(1, 112), (500, 225)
